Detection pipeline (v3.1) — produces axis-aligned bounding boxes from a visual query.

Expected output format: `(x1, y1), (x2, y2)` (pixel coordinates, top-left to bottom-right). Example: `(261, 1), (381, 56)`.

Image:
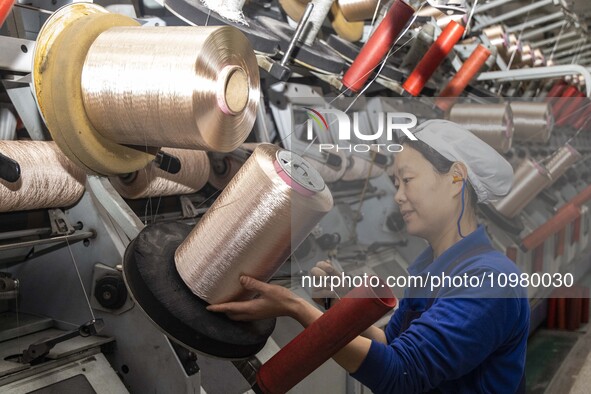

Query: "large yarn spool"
(81, 25), (259, 152)
(510, 102), (554, 143)
(545, 144), (581, 181)
(207, 143), (258, 190)
(0, 141), (85, 212)
(33, 3), (155, 176)
(110, 148), (210, 199)
(448, 103), (514, 153)
(493, 158), (551, 219)
(338, 0), (380, 22)
(330, 1), (364, 42)
(175, 144), (333, 304)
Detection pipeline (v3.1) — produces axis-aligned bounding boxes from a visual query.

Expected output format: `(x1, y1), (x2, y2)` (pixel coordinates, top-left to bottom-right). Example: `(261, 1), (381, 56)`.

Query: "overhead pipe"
(477, 65), (591, 97)
(474, 0), (554, 30)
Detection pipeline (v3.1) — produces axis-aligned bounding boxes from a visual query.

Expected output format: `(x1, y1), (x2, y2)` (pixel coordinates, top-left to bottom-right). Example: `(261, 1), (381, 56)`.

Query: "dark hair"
(400, 137), (478, 209)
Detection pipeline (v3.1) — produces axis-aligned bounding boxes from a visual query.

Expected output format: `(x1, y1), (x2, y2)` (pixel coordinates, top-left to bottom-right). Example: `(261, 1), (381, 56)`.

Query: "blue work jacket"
(352, 225), (529, 393)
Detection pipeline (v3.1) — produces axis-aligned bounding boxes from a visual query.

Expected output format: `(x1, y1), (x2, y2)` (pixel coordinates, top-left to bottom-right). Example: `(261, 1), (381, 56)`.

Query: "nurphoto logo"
(304, 108), (417, 153)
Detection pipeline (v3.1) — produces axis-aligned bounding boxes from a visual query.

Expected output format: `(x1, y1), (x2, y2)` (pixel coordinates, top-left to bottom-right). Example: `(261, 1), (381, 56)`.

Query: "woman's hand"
(206, 276), (303, 321)
(310, 260), (350, 308)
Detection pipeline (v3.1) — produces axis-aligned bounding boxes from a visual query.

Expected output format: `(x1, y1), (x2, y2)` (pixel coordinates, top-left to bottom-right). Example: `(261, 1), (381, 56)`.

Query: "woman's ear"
(450, 162), (469, 186)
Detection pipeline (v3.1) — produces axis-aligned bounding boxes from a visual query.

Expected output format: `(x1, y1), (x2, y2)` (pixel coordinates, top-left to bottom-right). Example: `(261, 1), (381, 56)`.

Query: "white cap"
(412, 120), (514, 203)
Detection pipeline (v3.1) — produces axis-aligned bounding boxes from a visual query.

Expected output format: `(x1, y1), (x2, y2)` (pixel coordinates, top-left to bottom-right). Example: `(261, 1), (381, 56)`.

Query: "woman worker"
(207, 120), (530, 393)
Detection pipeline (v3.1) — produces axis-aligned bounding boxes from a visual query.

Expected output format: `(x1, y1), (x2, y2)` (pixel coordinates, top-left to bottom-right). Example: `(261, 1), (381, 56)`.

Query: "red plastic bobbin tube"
(544, 80), (568, 102)
(0, 0), (15, 26)
(556, 91), (585, 127)
(342, 0), (415, 93)
(255, 284), (396, 394)
(562, 184), (591, 210)
(435, 44), (491, 112)
(402, 20), (465, 97)
(521, 203), (580, 252)
(552, 85), (579, 118)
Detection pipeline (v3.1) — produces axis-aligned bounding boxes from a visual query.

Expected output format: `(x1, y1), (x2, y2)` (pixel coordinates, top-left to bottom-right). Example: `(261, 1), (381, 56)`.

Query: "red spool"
(563, 184), (591, 209)
(0, 0), (15, 26)
(556, 91), (585, 127)
(552, 85), (579, 117)
(544, 80), (567, 102)
(402, 20), (465, 97)
(342, 0), (415, 93)
(435, 44), (491, 112)
(255, 284), (396, 394)
(521, 203), (580, 252)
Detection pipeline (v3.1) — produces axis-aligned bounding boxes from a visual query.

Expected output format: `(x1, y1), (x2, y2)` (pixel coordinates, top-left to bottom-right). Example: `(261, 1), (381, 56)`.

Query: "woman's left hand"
(206, 276), (302, 321)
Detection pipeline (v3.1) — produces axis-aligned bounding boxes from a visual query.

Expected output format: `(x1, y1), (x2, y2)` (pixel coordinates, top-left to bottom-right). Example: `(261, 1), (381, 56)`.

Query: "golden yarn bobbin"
(207, 144), (258, 190)
(175, 144), (333, 304)
(339, 0), (380, 22)
(110, 148), (210, 199)
(0, 141), (85, 212)
(448, 103), (514, 154)
(81, 25), (259, 152)
(511, 102), (554, 143)
(32, 3), (155, 176)
(545, 144), (581, 181)
(493, 158), (551, 219)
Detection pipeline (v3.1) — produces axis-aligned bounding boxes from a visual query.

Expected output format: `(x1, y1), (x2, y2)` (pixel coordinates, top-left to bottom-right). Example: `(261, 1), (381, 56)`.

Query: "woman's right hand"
(310, 260), (350, 308)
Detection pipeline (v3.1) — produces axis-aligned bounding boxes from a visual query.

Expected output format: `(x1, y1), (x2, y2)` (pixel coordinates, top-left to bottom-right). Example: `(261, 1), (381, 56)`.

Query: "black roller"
(123, 222), (276, 359)
(257, 16), (345, 74)
(164, 0), (280, 55)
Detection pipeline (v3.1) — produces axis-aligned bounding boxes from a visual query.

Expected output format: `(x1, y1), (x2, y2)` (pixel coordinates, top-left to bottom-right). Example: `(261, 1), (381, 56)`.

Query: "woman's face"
(392, 146), (457, 240)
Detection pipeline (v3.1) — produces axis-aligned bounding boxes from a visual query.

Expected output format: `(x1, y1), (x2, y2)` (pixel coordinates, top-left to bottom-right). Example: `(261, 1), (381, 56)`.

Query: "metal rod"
(507, 11), (564, 34)
(521, 20), (567, 40)
(475, 0), (553, 29)
(532, 31), (578, 48)
(281, 2), (314, 67)
(554, 44), (591, 60)
(0, 231), (95, 252)
(556, 55), (591, 66)
(475, 0), (517, 14)
(13, 3), (53, 15)
(477, 65), (591, 97)
(543, 38), (587, 55)
(0, 227), (51, 241)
